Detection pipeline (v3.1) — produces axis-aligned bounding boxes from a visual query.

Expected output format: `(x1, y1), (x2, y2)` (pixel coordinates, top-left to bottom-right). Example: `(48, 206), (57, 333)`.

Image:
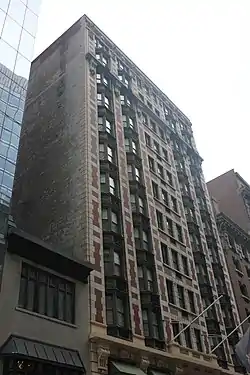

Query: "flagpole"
(169, 294), (223, 344)
(210, 314), (250, 354)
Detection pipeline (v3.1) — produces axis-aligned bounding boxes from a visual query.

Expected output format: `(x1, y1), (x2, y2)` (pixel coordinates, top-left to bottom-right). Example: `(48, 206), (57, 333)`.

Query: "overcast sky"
(34, 0), (250, 183)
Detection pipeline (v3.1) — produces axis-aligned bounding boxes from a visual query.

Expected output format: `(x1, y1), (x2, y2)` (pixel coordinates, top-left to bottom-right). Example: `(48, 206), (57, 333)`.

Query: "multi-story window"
(239, 281), (249, 297)
(145, 133), (151, 147)
(18, 263), (75, 324)
(182, 256), (189, 276)
(142, 309), (150, 336)
(98, 116), (112, 134)
(232, 257), (242, 272)
(103, 247), (122, 276)
(194, 329), (203, 352)
(99, 143), (116, 164)
(130, 194), (145, 215)
(148, 156), (155, 172)
(100, 173), (116, 195)
(118, 69), (130, 88)
(123, 115), (135, 130)
(137, 77), (142, 89)
(142, 112), (148, 126)
(156, 210), (164, 230)
(246, 266), (250, 278)
(106, 294), (127, 327)
(96, 52), (108, 66)
(188, 291), (196, 313)
(96, 72), (109, 87)
(184, 325), (192, 348)
(157, 164), (164, 179)
(138, 266), (153, 291)
(171, 196), (178, 212)
(172, 250), (179, 270)
(127, 164), (141, 183)
(134, 227), (149, 250)
(155, 108), (160, 117)
(158, 127), (164, 140)
(145, 85), (150, 96)
(152, 181), (159, 199)
(162, 189), (169, 206)
(153, 140), (160, 155)
(161, 243), (169, 265)
(167, 218), (174, 237)
(125, 138), (138, 155)
(102, 209), (119, 233)
(176, 224), (183, 242)
(142, 310), (161, 340)
(166, 171), (173, 186)
(166, 279), (175, 304)
(164, 106), (169, 120)
(172, 322), (181, 344)
(177, 285), (186, 309)
(120, 94), (131, 107)
(162, 148), (169, 162)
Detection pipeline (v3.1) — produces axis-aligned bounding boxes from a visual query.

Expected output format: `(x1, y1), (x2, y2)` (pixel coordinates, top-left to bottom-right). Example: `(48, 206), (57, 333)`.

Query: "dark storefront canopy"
(0, 335), (85, 371)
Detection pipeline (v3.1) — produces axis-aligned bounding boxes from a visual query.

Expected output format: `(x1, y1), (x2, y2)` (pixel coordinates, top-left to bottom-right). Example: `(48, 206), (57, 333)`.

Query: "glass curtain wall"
(0, 0), (41, 205)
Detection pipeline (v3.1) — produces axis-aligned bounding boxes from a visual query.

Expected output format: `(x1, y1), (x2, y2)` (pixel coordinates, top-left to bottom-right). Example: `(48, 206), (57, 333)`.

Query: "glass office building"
(0, 0), (41, 205)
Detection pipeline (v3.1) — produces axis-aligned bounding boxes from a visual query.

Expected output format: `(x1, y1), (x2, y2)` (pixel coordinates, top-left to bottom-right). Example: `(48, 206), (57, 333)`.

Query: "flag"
(235, 327), (250, 371)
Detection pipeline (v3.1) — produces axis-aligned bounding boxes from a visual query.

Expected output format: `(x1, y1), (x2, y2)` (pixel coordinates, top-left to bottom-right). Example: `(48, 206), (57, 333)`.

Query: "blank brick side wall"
(12, 18), (91, 263)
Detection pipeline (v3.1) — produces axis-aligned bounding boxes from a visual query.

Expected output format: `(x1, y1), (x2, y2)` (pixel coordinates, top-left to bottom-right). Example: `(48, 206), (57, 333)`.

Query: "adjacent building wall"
(207, 170), (250, 233)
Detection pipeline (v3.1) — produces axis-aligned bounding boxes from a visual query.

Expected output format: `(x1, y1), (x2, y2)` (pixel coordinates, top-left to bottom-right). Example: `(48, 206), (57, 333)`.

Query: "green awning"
(149, 368), (175, 375)
(110, 361), (146, 375)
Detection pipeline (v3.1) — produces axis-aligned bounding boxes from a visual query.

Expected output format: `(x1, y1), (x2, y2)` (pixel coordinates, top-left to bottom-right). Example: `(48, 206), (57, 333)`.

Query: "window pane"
(47, 278), (56, 317)
(23, 7), (38, 36)
(0, 9), (5, 35)
(114, 252), (120, 265)
(19, 29), (35, 61)
(111, 212), (117, 223)
(27, 0), (42, 15)
(2, 16), (22, 50)
(0, 39), (16, 71)
(58, 289), (65, 320)
(27, 278), (35, 311)
(65, 291), (74, 323)
(14, 53), (30, 81)
(18, 275), (27, 308)
(102, 209), (108, 220)
(8, 0), (26, 26)
(0, 0), (9, 12)
(100, 174), (106, 184)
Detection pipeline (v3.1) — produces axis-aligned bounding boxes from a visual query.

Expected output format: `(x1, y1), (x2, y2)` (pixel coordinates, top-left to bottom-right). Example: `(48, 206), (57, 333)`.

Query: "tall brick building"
(12, 15), (244, 375)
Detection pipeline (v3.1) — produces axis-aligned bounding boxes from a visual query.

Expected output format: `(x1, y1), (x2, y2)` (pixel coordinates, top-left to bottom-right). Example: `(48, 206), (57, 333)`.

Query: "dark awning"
(110, 361), (146, 375)
(0, 335), (85, 371)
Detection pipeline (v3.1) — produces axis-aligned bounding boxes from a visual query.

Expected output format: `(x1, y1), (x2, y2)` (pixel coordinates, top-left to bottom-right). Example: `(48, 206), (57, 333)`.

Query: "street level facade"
(12, 15), (244, 375)
(0, 0), (41, 205)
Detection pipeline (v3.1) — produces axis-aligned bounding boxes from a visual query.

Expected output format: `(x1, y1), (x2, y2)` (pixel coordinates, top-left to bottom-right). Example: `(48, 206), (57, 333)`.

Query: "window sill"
(235, 268), (244, 277)
(241, 294), (250, 303)
(168, 303), (196, 317)
(158, 228), (185, 247)
(163, 262), (193, 281)
(15, 307), (77, 329)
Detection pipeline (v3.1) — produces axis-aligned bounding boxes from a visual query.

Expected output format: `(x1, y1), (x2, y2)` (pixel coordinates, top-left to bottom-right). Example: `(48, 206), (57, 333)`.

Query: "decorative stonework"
(139, 356), (150, 372)
(97, 345), (110, 373)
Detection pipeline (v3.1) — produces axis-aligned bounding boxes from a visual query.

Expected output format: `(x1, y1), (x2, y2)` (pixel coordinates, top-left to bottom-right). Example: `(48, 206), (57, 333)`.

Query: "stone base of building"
(89, 323), (237, 375)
